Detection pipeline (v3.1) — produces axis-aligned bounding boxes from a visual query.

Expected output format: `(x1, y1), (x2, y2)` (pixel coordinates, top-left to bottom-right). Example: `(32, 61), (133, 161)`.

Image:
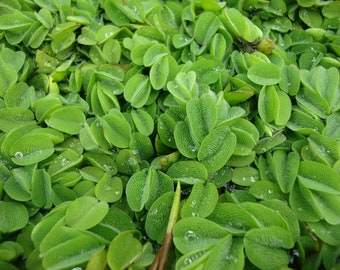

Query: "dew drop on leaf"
(14, 152), (23, 159)
(131, 149), (139, 155)
(184, 258), (192, 265)
(103, 164), (113, 171)
(61, 158), (70, 166)
(184, 230), (198, 241)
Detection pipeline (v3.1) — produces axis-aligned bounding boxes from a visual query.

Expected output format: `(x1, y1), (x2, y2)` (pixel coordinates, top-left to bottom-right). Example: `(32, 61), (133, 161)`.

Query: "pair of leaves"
(258, 86), (292, 127)
(126, 166), (173, 212)
(297, 66), (340, 118)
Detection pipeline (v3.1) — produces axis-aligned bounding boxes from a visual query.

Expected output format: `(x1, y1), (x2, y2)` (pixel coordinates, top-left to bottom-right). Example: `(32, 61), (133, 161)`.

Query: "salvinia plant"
(0, 0), (339, 270)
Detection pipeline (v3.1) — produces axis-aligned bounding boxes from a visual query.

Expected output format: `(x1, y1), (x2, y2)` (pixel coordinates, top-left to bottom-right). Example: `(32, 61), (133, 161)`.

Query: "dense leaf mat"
(0, 0), (340, 269)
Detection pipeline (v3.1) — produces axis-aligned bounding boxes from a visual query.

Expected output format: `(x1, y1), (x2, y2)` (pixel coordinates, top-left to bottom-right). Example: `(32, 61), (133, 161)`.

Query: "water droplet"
(189, 145), (197, 152)
(287, 82), (292, 86)
(61, 158), (70, 166)
(106, 186), (112, 191)
(128, 157), (136, 166)
(103, 164), (112, 171)
(95, 121), (102, 127)
(131, 149), (139, 155)
(184, 230), (198, 241)
(14, 152), (23, 159)
(191, 200), (197, 207)
(149, 209), (158, 216)
(114, 190), (120, 195)
(310, 46), (315, 51)
(104, 31), (114, 38)
(184, 258), (192, 265)
(298, 207), (303, 211)
(268, 189), (273, 194)
(250, 176), (257, 183)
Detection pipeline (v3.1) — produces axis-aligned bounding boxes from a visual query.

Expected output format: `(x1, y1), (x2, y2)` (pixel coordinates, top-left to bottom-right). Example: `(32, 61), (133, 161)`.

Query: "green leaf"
(28, 25), (49, 49)
(0, 11), (33, 31)
(181, 182), (218, 218)
(51, 30), (77, 54)
(307, 221), (340, 246)
(112, 0), (145, 22)
(298, 160), (340, 194)
(107, 230), (143, 270)
(308, 133), (340, 167)
(96, 25), (120, 44)
(124, 74), (151, 108)
(145, 191), (174, 243)
(174, 120), (199, 158)
(0, 108), (35, 132)
(289, 182), (322, 222)
(45, 106), (86, 135)
(269, 150), (299, 193)
(89, 206), (135, 243)
(167, 71), (199, 105)
(203, 236), (245, 270)
(129, 132), (154, 161)
(101, 109), (131, 148)
(173, 217), (229, 254)
(0, 241), (23, 262)
(176, 248), (210, 270)
(4, 82), (34, 108)
(244, 227), (294, 270)
(172, 34), (192, 49)
(145, 170), (174, 210)
(231, 167), (259, 186)
(261, 199), (300, 242)
(116, 149), (140, 175)
(95, 174), (123, 203)
(310, 191), (340, 225)
(197, 126), (237, 173)
(131, 109), (154, 136)
(0, 201), (28, 233)
(143, 43), (168, 67)
(157, 113), (177, 148)
(126, 169), (151, 212)
(31, 169), (52, 208)
(208, 203), (259, 235)
(166, 161), (208, 185)
(34, 8), (53, 29)
(65, 196), (109, 230)
(4, 176), (31, 202)
(0, 48), (25, 72)
(248, 63), (281, 85)
(48, 149), (82, 176)
(322, 2), (340, 18)
(187, 93), (217, 143)
(287, 108), (324, 135)
(323, 113), (340, 140)
(240, 202), (289, 229)
(254, 131), (286, 154)
(220, 8), (262, 42)
(194, 12), (220, 45)
(42, 231), (104, 270)
(149, 55), (170, 90)
(9, 134), (54, 166)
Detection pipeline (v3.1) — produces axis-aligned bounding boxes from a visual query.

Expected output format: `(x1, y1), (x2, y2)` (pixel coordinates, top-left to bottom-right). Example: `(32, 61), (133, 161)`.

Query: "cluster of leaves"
(0, 0), (339, 269)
